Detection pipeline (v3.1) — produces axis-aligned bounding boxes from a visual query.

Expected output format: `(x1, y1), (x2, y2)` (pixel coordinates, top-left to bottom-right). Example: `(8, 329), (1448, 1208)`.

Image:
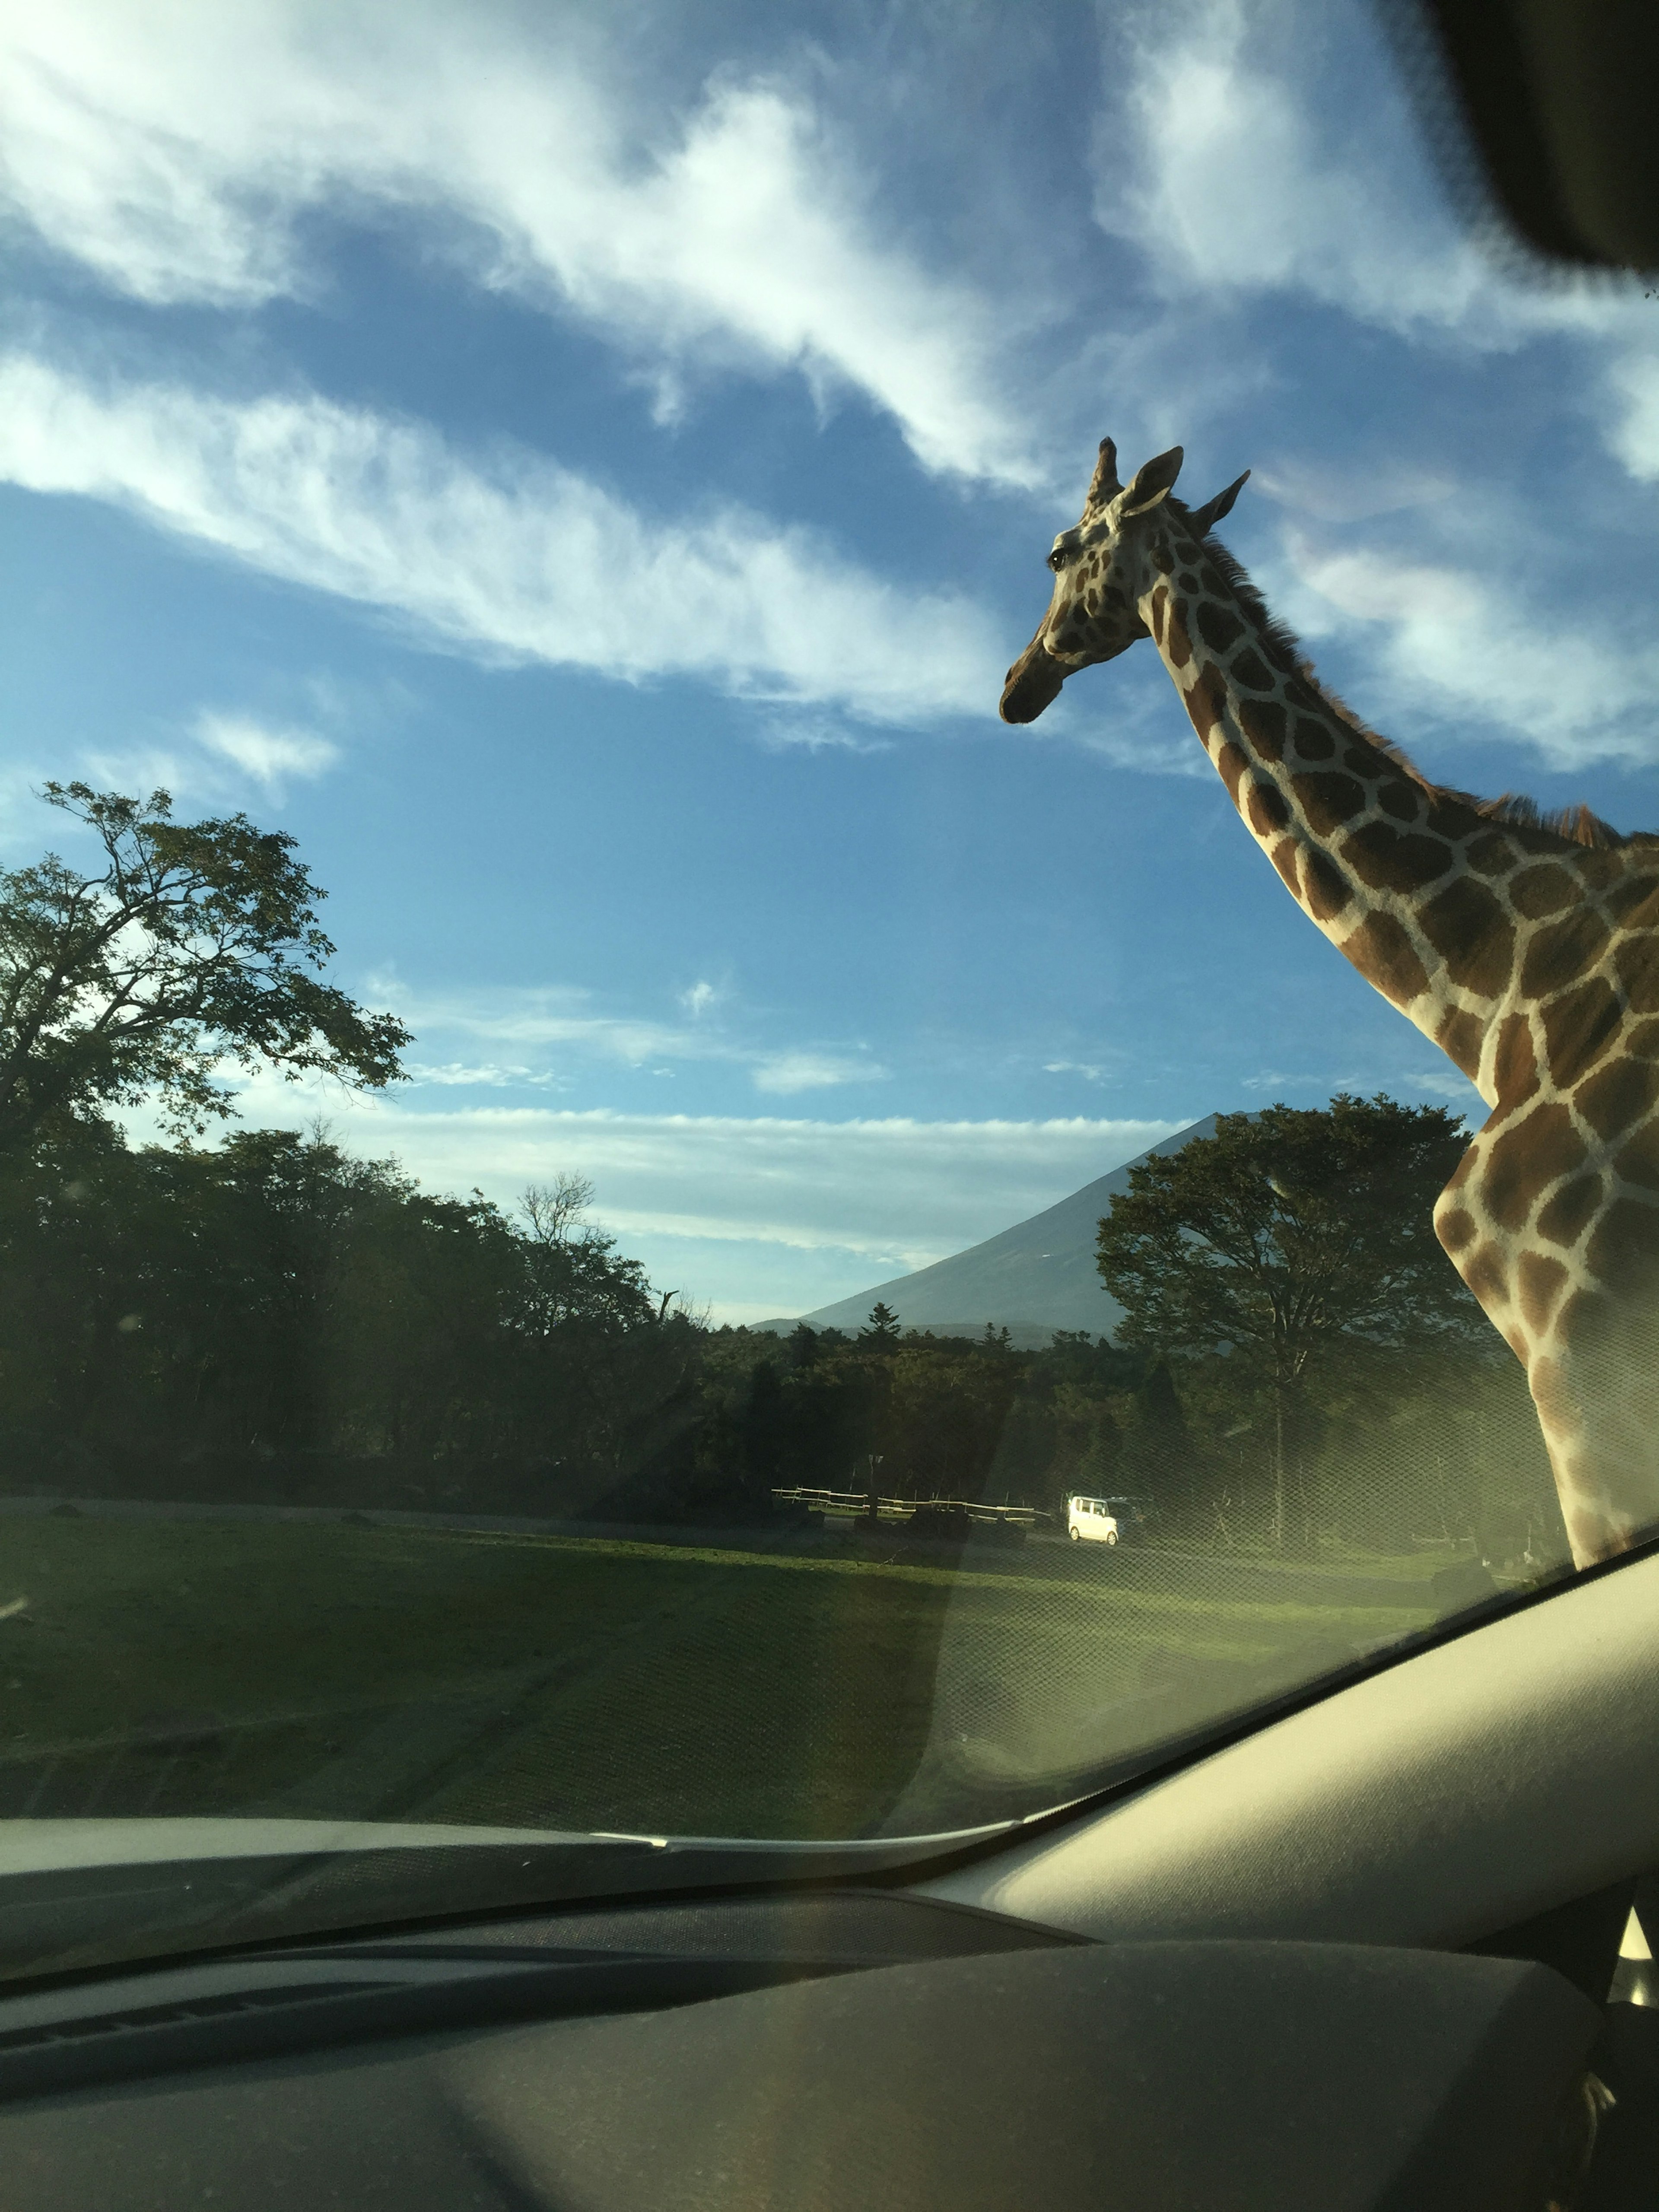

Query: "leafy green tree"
(1096, 1096), (1480, 1551)
(0, 783), (409, 1150)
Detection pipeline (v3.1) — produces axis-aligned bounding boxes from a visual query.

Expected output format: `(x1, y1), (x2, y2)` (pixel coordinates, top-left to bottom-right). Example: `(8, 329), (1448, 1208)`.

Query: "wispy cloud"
(407, 1062), (566, 1090)
(193, 710), (338, 792)
(755, 714), (894, 755)
(1278, 529), (1659, 770)
(1043, 1059), (1105, 1082)
(1093, 0), (1634, 349)
(0, 2), (1037, 486)
(0, 353), (1004, 727)
(1092, 0), (1659, 515)
(1239, 1070), (1353, 1095)
(382, 977), (887, 1098)
(1608, 356), (1659, 483)
(752, 1051), (887, 1096)
(182, 1081), (1187, 1268)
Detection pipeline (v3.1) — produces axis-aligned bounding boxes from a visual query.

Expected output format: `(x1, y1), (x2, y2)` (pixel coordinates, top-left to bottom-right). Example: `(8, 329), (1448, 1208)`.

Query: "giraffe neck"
(1136, 538), (1557, 1106)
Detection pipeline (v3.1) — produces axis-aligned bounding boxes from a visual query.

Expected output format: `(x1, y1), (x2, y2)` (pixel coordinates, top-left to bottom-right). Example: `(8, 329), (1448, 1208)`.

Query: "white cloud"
(407, 1062), (565, 1090)
(1251, 458), (1456, 526)
(381, 977), (886, 1098)
(1043, 1060), (1104, 1082)
(1403, 1069), (1484, 1104)
(193, 710), (338, 791)
(1094, 0), (1645, 353)
(756, 714), (893, 755)
(1608, 354), (1659, 483)
(751, 1051), (887, 1096)
(0, 1), (1036, 485)
(0, 353), (1003, 726)
(178, 1079), (1185, 1272)
(1280, 529), (1659, 769)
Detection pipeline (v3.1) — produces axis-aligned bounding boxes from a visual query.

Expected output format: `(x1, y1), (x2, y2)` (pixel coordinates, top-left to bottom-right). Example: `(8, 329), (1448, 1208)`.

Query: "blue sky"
(3, 0), (1659, 1321)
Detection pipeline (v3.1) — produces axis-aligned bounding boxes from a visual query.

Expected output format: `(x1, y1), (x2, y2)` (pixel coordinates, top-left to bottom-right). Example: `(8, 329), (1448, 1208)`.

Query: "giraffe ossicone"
(1004, 438), (1659, 1569)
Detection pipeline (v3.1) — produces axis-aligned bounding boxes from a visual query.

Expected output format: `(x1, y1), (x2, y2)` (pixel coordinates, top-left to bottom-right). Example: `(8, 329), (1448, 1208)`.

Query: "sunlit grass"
(0, 1518), (1443, 1839)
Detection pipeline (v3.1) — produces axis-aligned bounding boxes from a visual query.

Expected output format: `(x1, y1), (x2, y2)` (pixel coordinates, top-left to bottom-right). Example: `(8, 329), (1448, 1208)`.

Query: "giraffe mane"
(1168, 499), (1654, 853)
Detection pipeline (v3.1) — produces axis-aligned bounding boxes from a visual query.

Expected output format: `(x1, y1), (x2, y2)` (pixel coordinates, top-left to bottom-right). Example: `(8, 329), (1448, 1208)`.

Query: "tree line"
(0, 783), (1561, 1559)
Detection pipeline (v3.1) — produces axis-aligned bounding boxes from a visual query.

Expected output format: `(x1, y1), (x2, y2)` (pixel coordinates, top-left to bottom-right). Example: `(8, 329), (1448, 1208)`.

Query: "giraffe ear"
(1085, 437), (1122, 508)
(1189, 470), (1251, 536)
(1121, 445), (1184, 516)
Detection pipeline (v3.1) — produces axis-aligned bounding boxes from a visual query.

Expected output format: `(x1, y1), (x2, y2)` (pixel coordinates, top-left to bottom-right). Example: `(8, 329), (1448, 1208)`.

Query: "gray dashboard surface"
(920, 1548), (1659, 1952)
(0, 1942), (1601, 2211)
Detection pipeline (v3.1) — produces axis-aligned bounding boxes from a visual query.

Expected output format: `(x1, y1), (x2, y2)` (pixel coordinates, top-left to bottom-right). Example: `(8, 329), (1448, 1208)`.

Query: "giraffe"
(1001, 437), (1659, 1570)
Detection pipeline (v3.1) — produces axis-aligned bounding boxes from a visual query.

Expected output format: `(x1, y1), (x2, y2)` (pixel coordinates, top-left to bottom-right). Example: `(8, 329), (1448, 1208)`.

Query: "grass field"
(0, 1518), (1456, 1839)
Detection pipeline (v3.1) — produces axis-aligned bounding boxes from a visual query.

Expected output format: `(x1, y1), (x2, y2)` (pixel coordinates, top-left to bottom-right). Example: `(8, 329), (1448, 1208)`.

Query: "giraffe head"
(1000, 439), (1250, 723)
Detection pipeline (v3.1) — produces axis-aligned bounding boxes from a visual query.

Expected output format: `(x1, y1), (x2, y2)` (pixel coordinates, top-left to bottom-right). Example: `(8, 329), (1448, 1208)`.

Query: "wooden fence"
(771, 1487), (1050, 1526)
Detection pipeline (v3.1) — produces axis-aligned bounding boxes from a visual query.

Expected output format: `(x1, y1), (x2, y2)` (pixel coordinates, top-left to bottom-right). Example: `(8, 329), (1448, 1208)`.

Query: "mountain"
(757, 1117), (1218, 1345)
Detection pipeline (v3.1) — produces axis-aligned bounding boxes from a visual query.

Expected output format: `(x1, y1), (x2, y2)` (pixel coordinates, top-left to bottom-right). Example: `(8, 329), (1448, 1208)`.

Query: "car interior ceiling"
(7, 3), (1659, 2208)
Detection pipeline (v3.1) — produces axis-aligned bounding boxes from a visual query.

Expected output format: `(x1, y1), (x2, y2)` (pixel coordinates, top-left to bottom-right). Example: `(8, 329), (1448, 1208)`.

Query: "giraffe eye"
(1047, 549), (1068, 573)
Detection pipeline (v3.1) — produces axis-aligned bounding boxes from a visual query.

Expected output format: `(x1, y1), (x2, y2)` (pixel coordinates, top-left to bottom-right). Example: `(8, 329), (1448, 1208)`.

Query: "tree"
(1096, 1097), (1481, 1551)
(859, 1301), (901, 1345)
(0, 783), (409, 1150)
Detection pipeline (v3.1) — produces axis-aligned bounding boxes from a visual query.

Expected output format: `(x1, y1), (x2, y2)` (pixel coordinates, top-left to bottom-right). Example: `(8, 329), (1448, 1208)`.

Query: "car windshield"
(1, 0), (1657, 1982)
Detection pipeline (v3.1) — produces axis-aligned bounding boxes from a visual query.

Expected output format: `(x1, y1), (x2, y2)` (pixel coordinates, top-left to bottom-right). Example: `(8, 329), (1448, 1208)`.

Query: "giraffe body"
(1003, 440), (1659, 1566)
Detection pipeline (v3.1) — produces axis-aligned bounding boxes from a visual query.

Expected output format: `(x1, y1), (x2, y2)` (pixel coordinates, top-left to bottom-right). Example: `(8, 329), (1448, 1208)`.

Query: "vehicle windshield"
(2, 0), (1657, 1981)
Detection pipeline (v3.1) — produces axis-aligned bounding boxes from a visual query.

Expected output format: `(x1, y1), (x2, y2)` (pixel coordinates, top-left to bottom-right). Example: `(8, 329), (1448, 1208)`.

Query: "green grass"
(0, 1519), (1444, 1839)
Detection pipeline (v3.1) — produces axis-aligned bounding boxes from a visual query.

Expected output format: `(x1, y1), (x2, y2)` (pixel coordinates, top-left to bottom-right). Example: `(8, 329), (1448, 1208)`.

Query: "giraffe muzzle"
(999, 634), (1068, 723)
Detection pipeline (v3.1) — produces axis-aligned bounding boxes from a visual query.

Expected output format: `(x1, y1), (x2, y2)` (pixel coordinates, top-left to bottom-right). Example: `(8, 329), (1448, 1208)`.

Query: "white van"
(1067, 1495), (1119, 1545)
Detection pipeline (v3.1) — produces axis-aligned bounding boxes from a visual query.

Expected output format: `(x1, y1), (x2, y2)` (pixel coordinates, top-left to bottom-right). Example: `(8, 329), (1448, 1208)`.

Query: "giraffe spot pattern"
(1436, 1006), (1484, 1079)
(1214, 739), (1248, 804)
(1238, 698), (1286, 760)
(1482, 1105), (1587, 1231)
(1540, 977), (1623, 1084)
(1462, 1241), (1509, 1307)
(1341, 911), (1430, 1006)
(1246, 779), (1291, 837)
(1303, 849), (1351, 922)
(1377, 782), (1422, 824)
(1600, 875), (1659, 927)
(1492, 1013), (1539, 1106)
(1510, 864), (1579, 919)
(1586, 1198), (1659, 1301)
(1537, 1174), (1604, 1247)
(1148, 585), (1168, 648)
(1576, 1055), (1659, 1142)
(1437, 1205), (1477, 1251)
(1342, 823), (1453, 892)
(1185, 665), (1227, 742)
(1292, 772), (1367, 836)
(1197, 601), (1245, 653)
(1521, 911), (1611, 998)
(1465, 833), (1514, 877)
(1614, 1120), (1659, 1192)
(1269, 837), (1301, 893)
(1419, 878), (1513, 997)
(1518, 1250), (1569, 1332)
(1290, 715), (1334, 761)
(1107, 501), (1659, 1561)
(1612, 937), (1659, 1012)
